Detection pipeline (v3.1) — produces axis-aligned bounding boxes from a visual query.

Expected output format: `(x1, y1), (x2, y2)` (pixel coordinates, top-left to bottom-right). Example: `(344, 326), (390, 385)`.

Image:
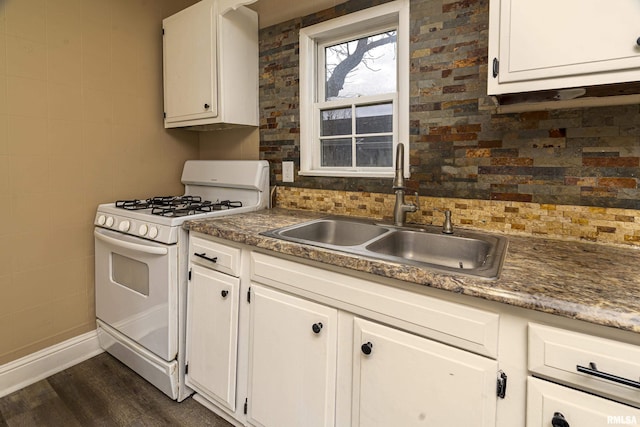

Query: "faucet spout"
(392, 143), (418, 227)
(393, 143), (405, 190)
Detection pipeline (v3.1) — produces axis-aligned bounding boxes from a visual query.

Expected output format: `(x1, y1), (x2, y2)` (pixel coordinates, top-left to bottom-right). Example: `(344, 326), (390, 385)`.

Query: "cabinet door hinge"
(162, 28), (165, 36)
(496, 370), (507, 398)
(188, 269), (191, 281)
(243, 398), (248, 414)
(163, 112), (166, 119)
(185, 364), (189, 375)
(492, 57), (499, 78)
(247, 287), (251, 303)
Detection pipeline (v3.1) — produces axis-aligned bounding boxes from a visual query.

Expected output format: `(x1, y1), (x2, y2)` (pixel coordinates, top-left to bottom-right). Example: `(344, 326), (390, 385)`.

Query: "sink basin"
(274, 218), (388, 246)
(261, 217), (508, 280)
(366, 230), (494, 270)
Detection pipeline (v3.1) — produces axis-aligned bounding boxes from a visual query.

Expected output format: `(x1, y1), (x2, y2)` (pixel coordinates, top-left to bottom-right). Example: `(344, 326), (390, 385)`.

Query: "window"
(299, 0), (410, 178)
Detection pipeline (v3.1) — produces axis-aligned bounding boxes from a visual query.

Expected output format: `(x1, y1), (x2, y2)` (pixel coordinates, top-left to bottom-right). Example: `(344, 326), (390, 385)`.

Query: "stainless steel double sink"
(261, 217), (508, 280)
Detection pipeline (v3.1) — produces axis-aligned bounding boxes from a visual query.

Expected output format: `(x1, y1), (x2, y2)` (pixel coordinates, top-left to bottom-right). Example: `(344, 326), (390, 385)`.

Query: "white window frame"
(299, 0), (410, 178)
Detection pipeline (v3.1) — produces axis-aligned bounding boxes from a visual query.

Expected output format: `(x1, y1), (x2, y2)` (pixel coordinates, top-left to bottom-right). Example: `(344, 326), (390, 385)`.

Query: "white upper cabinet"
(163, 0), (258, 129)
(163, 1), (218, 124)
(488, 0), (640, 95)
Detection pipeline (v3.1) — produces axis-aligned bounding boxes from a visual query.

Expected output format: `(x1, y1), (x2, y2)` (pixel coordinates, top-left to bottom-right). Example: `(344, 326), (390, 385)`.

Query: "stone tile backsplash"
(259, 0), (640, 210)
(276, 186), (640, 247)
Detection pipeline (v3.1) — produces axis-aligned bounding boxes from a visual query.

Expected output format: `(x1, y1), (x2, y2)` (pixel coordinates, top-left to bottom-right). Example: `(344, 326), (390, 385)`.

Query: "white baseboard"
(0, 330), (103, 398)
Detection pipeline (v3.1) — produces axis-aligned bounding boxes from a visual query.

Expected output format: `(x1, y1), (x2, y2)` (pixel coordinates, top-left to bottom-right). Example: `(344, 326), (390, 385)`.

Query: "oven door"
(94, 227), (178, 361)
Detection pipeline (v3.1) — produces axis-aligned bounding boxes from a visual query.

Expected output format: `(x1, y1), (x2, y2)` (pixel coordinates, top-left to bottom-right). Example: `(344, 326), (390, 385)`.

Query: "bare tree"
(325, 32), (397, 99)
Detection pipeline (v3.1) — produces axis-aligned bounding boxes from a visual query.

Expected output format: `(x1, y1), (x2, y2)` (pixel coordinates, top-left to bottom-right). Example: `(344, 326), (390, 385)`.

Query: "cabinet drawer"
(189, 235), (241, 277)
(527, 377), (640, 427)
(529, 323), (640, 407)
(251, 252), (499, 358)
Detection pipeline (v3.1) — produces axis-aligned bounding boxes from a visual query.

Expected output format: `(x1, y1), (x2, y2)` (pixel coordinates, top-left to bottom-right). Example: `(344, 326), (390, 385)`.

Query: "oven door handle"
(94, 230), (168, 256)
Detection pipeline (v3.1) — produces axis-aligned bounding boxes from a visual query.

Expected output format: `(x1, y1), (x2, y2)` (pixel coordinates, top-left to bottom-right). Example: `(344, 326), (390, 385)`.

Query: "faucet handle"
(413, 192), (420, 210)
(433, 208), (453, 234)
(442, 209), (453, 234)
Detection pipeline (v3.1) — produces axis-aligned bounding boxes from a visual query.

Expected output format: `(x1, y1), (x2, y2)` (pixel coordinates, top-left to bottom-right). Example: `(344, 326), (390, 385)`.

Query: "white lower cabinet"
(528, 323), (640, 408)
(185, 263), (240, 411)
(244, 251), (502, 427)
(244, 284), (499, 427)
(526, 377), (640, 427)
(352, 317), (498, 427)
(185, 234), (640, 427)
(526, 323), (640, 427)
(247, 284), (337, 427)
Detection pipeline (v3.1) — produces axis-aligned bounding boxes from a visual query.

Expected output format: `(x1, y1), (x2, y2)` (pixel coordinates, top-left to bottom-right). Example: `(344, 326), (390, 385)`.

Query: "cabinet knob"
(221, 290), (228, 298)
(551, 412), (570, 427)
(637, 37), (640, 47)
(312, 322), (323, 334)
(361, 342), (373, 355)
(204, 103), (210, 109)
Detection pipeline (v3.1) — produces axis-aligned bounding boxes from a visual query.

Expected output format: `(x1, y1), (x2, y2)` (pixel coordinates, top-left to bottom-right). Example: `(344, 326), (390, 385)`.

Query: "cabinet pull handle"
(576, 362), (640, 389)
(361, 342), (373, 355)
(194, 252), (217, 263)
(312, 323), (323, 334)
(221, 290), (228, 298)
(551, 412), (570, 427)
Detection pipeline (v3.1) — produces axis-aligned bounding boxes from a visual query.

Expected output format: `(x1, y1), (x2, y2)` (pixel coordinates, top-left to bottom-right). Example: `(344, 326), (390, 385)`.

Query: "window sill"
(298, 169), (396, 179)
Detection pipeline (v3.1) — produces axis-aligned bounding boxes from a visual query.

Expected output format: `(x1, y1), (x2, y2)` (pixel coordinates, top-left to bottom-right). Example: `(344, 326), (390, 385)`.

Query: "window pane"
(321, 138), (352, 167)
(112, 253), (149, 296)
(356, 103), (392, 134)
(321, 108), (352, 136)
(356, 136), (393, 167)
(324, 30), (397, 101)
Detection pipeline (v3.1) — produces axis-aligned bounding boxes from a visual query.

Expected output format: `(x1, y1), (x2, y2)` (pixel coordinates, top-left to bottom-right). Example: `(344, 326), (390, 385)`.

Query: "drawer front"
(529, 323), (640, 407)
(527, 377), (640, 427)
(251, 252), (499, 358)
(189, 235), (241, 277)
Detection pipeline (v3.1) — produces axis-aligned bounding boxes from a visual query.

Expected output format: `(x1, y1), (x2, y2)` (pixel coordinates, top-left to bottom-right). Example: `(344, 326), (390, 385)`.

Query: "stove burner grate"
(151, 200), (242, 217)
(116, 196), (242, 217)
(116, 199), (150, 210)
(116, 196), (206, 209)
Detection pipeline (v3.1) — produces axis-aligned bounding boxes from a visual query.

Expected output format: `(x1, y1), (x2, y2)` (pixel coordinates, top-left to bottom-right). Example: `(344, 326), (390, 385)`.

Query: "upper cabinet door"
(488, 0), (640, 94)
(163, 0), (218, 123)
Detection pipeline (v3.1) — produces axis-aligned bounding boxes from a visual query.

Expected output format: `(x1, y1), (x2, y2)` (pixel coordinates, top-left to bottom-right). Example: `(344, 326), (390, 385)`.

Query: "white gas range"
(93, 160), (269, 401)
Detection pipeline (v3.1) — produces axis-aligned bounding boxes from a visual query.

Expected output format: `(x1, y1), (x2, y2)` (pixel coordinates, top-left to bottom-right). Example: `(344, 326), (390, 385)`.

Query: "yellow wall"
(199, 127), (259, 160)
(0, 0), (200, 364)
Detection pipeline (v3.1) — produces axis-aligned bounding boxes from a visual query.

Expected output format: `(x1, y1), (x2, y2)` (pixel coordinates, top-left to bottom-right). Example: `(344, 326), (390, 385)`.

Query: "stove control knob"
(118, 220), (130, 232)
(97, 215), (106, 226)
(105, 217), (114, 227)
(148, 226), (159, 239)
(138, 224), (148, 236)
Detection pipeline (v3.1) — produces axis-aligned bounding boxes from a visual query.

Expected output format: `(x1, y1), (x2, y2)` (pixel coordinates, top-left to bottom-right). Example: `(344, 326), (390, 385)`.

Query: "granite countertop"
(185, 208), (640, 334)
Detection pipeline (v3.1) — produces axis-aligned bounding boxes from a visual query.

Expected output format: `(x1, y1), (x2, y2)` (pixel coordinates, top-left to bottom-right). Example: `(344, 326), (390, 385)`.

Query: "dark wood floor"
(0, 353), (234, 427)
